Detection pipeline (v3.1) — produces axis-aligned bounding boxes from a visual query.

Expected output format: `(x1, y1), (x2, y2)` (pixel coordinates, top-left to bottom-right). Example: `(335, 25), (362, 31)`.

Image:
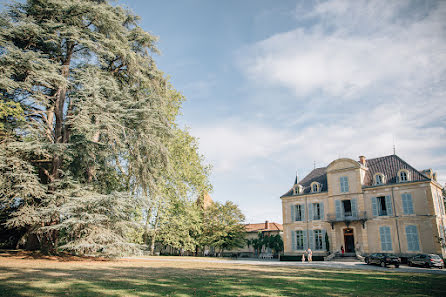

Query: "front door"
(344, 228), (355, 253)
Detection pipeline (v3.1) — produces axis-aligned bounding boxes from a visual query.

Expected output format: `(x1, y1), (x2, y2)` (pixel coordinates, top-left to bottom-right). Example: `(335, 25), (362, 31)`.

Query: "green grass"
(0, 255), (445, 296)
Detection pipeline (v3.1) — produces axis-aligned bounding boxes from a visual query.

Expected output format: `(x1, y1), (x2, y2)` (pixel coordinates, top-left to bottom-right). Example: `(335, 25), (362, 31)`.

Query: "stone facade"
(281, 155), (446, 259)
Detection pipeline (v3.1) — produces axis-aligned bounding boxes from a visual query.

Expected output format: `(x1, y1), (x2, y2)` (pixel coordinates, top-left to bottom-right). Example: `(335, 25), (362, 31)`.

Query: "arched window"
(374, 173), (385, 185)
(398, 169), (410, 182)
(311, 182), (320, 193)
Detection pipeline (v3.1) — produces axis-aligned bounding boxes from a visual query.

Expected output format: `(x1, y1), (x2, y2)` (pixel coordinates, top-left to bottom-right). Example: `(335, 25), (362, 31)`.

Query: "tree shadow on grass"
(0, 263), (445, 297)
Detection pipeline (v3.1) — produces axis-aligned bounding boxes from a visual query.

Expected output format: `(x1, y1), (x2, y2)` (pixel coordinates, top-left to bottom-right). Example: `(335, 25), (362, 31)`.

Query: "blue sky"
(119, 0), (446, 224)
(2, 0), (445, 224)
(121, 0), (446, 224)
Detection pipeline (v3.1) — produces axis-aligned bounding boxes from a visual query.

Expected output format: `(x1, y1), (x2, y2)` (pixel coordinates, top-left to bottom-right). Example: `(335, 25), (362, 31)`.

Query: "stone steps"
(331, 256), (361, 262)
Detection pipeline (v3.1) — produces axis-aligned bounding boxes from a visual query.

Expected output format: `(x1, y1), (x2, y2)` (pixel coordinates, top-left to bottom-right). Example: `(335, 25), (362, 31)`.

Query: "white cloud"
(194, 120), (293, 173)
(189, 0), (446, 223)
(241, 0), (446, 99)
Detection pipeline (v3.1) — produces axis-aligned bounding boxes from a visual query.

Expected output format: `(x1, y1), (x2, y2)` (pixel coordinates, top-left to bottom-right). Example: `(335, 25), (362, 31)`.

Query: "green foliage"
(0, 101), (24, 132)
(156, 199), (202, 253)
(0, 0), (211, 256)
(248, 232), (283, 256)
(200, 201), (246, 253)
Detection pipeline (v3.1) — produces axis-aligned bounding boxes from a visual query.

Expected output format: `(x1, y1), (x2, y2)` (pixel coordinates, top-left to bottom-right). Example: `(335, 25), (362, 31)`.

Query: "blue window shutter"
(386, 227), (393, 251)
(303, 230), (308, 250)
(385, 196), (393, 216)
(380, 226), (392, 251)
(291, 205), (296, 222)
(351, 198), (358, 218)
(379, 227), (386, 250)
(308, 203), (313, 221)
(372, 197), (378, 216)
(340, 177), (348, 192)
(301, 204), (306, 221)
(402, 194), (408, 214)
(291, 231), (297, 250)
(405, 226), (414, 251)
(406, 225), (420, 251)
(309, 230), (314, 250)
(322, 229), (327, 251)
(320, 202), (324, 220)
(407, 194), (414, 214)
(335, 200), (342, 219)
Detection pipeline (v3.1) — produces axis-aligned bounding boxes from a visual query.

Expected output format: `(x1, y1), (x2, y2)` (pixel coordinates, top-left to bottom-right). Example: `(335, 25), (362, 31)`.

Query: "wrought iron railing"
(326, 211), (368, 228)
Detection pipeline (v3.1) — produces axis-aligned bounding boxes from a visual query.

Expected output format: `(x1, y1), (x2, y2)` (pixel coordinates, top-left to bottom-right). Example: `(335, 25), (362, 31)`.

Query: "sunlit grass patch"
(0, 255), (445, 296)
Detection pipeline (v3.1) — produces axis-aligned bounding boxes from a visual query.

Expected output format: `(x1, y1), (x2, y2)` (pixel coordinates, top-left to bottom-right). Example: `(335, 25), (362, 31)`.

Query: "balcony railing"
(326, 211), (368, 229)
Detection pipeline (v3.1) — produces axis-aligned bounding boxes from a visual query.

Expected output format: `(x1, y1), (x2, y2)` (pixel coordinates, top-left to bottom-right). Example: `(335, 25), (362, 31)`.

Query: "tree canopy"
(0, 0), (211, 256)
(200, 201), (246, 254)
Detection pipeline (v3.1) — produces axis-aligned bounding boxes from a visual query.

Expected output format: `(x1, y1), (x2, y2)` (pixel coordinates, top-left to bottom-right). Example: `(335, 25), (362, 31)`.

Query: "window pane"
(314, 230), (323, 250)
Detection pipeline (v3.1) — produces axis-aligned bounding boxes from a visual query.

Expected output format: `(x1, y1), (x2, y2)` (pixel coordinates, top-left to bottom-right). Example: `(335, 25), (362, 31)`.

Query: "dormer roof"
(281, 154), (431, 197)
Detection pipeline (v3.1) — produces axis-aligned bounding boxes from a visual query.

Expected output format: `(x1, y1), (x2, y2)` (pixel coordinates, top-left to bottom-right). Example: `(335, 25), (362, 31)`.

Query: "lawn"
(0, 253), (445, 296)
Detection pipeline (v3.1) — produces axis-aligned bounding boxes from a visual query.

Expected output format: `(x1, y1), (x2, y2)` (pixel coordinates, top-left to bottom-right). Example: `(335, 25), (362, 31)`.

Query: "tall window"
(312, 203), (321, 220)
(372, 196), (393, 217)
(295, 205), (302, 221)
(342, 200), (352, 217)
(402, 193), (414, 215)
(405, 225), (420, 251)
(377, 196), (387, 216)
(296, 230), (305, 250)
(312, 183), (318, 192)
(340, 176), (349, 193)
(379, 226), (392, 251)
(314, 230), (323, 250)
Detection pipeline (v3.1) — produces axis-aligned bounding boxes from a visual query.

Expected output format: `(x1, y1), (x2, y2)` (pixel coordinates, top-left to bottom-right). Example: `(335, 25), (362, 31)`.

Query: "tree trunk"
(49, 42), (74, 184)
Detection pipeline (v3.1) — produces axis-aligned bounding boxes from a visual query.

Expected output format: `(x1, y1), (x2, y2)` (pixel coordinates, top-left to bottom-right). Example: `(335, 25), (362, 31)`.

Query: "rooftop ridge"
(282, 154), (433, 198)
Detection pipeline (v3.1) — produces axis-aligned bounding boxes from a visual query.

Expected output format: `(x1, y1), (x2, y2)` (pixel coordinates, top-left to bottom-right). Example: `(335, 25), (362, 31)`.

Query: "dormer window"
(374, 173), (386, 185)
(311, 182), (321, 193)
(398, 169), (410, 182)
(294, 185), (303, 195)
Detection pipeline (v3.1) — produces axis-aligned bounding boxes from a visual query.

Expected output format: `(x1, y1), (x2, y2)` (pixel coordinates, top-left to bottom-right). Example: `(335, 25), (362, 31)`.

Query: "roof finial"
(393, 135), (396, 155)
(313, 161), (316, 169)
(294, 171), (299, 185)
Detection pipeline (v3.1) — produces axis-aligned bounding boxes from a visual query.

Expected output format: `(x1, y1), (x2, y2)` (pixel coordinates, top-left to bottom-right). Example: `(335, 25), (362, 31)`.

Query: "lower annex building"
(280, 154), (446, 259)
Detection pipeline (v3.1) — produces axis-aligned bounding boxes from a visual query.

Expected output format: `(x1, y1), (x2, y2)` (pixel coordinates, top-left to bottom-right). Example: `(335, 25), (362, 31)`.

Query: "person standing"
(341, 246), (344, 256)
(307, 248), (312, 262)
(302, 253), (305, 262)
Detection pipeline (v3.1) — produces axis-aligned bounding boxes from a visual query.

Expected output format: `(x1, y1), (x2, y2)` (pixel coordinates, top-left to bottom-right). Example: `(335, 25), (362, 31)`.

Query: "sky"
(117, 0), (446, 224)
(2, 0), (445, 224)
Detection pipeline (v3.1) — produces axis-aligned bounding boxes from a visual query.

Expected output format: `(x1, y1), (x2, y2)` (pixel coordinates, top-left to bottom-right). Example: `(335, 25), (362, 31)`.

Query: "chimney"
(265, 220), (269, 230)
(359, 156), (366, 166)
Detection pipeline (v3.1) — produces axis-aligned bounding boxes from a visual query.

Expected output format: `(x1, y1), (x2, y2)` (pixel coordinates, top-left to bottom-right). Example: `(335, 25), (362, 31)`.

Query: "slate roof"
(281, 155), (431, 197)
(245, 222), (283, 232)
(363, 155), (430, 186)
(281, 167), (328, 197)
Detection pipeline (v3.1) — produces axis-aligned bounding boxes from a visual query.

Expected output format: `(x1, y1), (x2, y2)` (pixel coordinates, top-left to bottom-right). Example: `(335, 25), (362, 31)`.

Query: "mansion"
(280, 155), (446, 259)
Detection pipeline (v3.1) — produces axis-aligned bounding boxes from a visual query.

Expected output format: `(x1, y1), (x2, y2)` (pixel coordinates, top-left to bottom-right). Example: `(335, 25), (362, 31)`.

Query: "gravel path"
(124, 256), (446, 275)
